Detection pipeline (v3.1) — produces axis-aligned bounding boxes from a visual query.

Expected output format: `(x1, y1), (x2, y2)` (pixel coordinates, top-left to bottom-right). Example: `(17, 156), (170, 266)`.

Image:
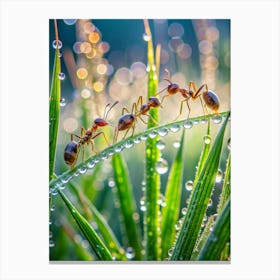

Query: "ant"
(113, 96), (161, 143)
(64, 101), (118, 167)
(157, 69), (220, 120)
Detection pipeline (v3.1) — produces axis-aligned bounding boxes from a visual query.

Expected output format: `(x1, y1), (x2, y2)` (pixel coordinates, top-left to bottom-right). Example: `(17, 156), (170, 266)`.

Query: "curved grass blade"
(112, 153), (142, 260)
(161, 130), (185, 259)
(143, 19), (161, 260)
(170, 113), (230, 260)
(49, 19), (61, 181)
(217, 153), (231, 214)
(49, 112), (229, 190)
(68, 182), (127, 260)
(198, 199), (230, 260)
(58, 189), (113, 260)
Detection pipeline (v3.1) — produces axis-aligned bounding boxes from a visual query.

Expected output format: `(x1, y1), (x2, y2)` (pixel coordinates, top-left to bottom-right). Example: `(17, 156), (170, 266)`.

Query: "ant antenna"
(156, 68), (172, 95)
(104, 101), (119, 120)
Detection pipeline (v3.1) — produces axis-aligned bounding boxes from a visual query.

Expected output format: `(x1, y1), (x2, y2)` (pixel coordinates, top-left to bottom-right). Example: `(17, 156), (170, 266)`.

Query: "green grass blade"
(143, 19), (161, 261)
(217, 153), (231, 214)
(49, 20), (61, 181)
(112, 153), (143, 260)
(161, 130), (185, 259)
(198, 199), (230, 260)
(68, 182), (126, 260)
(170, 113), (230, 260)
(49, 112), (230, 190)
(58, 189), (113, 260)
(193, 120), (211, 186)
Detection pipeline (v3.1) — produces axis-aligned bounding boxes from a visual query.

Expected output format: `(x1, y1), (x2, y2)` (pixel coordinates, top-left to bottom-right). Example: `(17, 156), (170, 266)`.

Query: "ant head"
(167, 83), (180, 94)
(148, 97), (161, 108)
(94, 118), (108, 127)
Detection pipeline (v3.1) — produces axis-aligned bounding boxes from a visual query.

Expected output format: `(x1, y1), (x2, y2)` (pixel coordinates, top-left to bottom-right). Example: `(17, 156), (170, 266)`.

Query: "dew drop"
(193, 119), (199, 125)
(51, 188), (58, 196)
(158, 128), (168, 137)
(227, 138), (231, 150)
(148, 131), (158, 139)
(133, 137), (141, 144)
(210, 226), (214, 232)
(124, 140), (134, 149)
(49, 240), (55, 248)
(58, 72), (65, 80)
(78, 166), (87, 174)
(173, 140), (180, 149)
(61, 175), (72, 184)
(125, 247), (135, 259)
(215, 169), (223, 183)
(156, 140), (166, 150)
(140, 134), (148, 141)
(50, 204), (56, 212)
(49, 231), (53, 238)
(59, 183), (66, 190)
(94, 157), (100, 164)
(108, 178), (115, 188)
(185, 180), (193, 191)
(140, 205), (147, 212)
(212, 114), (222, 124)
(168, 248), (174, 257)
(155, 158), (169, 174)
(87, 160), (95, 169)
(58, 52), (62, 58)
(200, 118), (207, 124)
(52, 39), (62, 50)
(169, 124), (181, 133)
(63, 19), (77, 25)
(183, 120), (193, 129)
(114, 145), (124, 153)
(203, 135), (211, 144)
(60, 98), (66, 107)
(143, 33), (151, 41)
(208, 199), (213, 207)
(100, 152), (109, 160)
(181, 207), (187, 215)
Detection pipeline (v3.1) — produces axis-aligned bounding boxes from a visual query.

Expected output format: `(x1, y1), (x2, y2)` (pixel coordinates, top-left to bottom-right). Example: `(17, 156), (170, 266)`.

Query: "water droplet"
(87, 160), (95, 169)
(203, 135), (211, 144)
(185, 180), (193, 191)
(78, 166), (87, 174)
(148, 131), (158, 138)
(140, 134), (148, 141)
(158, 128), (168, 137)
(108, 178), (115, 188)
(52, 39), (62, 50)
(175, 222), (181, 231)
(193, 119), (199, 125)
(61, 175), (72, 184)
(169, 124), (181, 133)
(49, 231), (53, 238)
(168, 248), (174, 257)
(215, 169), (223, 183)
(58, 72), (65, 80)
(173, 140), (180, 148)
(146, 65), (150, 72)
(63, 19), (77, 25)
(143, 33), (151, 41)
(227, 138), (231, 150)
(94, 157), (100, 164)
(125, 247), (135, 259)
(210, 226), (214, 232)
(183, 120), (193, 129)
(51, 188), (58, 196)
(133, 137), (141, 144)
(107, 150), (115, 157)
(141, 180), (146, 186)
(140, 205), (147, 212)
(114, 145), (124, 153)
(50, 204), (56, 212)
(156, 140), (165, 150)
(200, 118), (207, 124)
(212, 114), (222, 124)
(124, 140), (134, 149)
(49, 240), (55, 247)
(181, 207), (187, 215)
(208, 199), (213, 207)
(58, 52), (62, 58)
(155, 158), (169, 174)
(60, 98), (66, 107)
(100, 152), (108, 160)
(140, 196), (146, 205)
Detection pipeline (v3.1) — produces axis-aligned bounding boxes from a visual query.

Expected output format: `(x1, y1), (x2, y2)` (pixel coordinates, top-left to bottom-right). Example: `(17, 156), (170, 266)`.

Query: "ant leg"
(193, 83), (206, 99)
(160, 94), (171, 106)
(174, 99), (188, 121)
(156, 86), (168, 95)
(82, 145), (85, 162)
(144, 114), (158, 125)
(113, 127), (119, 143)
(131, 122), (136, 137)
(122, 107), (130, 115)
(122, 128), (130, 140)
(139, 115), (148, 125)
(71, 134), (82, 141)
(81, 127), (86, 136)
(136, 96), (143, 110)
(199, 96), (207, 117)
(131, 102), (137, 115)
(92, 131), (110, 146)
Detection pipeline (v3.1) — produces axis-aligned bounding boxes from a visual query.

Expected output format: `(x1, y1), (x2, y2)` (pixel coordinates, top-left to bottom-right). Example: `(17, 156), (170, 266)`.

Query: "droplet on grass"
(52, 39), (62, 50)
(156, 140), (165, 150)
(125, 247), (135, 259)
(173, 140), (180, 148)
(155, 158), (168, 174)
(215, 169), (223, 183)
(203, 135), (211, 144)
(183, 120), (193, 129)
(60, 98), (66, 107)
(58, 72), (65, 80)
(143, 33), (151, 41)
(185, 180), (193, 191)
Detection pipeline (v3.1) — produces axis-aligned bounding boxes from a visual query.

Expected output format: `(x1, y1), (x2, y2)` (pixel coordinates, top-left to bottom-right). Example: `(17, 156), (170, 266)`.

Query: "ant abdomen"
(118, 114), (135, 131)
(203, 90), (220, 112)
(64, 141), (80, 166)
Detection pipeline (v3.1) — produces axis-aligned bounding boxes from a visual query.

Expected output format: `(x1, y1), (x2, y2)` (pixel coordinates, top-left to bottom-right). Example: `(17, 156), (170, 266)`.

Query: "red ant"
(64, 101), (118, 167)
(113, 96), (161, 143)
(157, 69), (220, 119)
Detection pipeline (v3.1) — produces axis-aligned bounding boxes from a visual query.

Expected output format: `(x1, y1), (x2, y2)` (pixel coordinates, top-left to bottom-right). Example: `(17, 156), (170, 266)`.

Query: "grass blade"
(198, 199), (230, 260)
(170, 113), (230, 260)
(161, 130), (185, 259)
(112, 153), (143, 260)
(49, 112), (230, 190)
(143, 19), (161, 260)
(68, 182), (127, 260)
(58, 189), (113, 260)
(49, 19), (61, 181)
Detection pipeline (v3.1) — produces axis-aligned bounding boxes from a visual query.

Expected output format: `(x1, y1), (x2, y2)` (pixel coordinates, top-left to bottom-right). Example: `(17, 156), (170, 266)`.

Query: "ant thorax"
(140, 104), (150, 114)
(179, 88), (192, 99)
(148, 97), (161, 108)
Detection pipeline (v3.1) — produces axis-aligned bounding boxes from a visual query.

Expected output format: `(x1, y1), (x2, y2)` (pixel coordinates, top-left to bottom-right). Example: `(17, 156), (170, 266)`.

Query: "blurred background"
(49, 19), (230, 260)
